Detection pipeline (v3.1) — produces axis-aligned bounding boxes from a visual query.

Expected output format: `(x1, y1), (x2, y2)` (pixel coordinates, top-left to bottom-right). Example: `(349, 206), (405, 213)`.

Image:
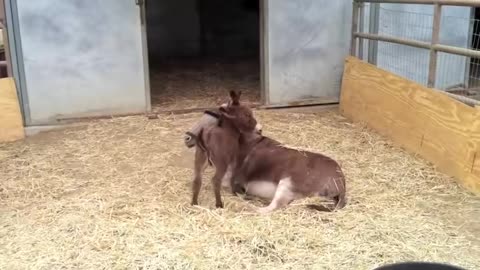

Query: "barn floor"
(150, 59), (261, 112)
(1, 109), (479, 270)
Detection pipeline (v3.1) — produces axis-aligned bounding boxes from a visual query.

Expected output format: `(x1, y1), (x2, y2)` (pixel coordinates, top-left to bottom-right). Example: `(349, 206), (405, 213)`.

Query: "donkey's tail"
(306, 204), (334, 212)
(334, 191), (347, 210)
(306, 192), (347, 212)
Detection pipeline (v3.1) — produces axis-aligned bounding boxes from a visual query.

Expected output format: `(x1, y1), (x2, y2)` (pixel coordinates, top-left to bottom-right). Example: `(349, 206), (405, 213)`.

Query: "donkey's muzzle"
(184, 132), (197, 148)
(255, 123), (263, 135)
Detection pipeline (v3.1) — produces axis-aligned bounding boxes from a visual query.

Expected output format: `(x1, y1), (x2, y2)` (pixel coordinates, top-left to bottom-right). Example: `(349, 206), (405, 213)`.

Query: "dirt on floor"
(0, 109), (479, 270)
(150, 59), (261, 112)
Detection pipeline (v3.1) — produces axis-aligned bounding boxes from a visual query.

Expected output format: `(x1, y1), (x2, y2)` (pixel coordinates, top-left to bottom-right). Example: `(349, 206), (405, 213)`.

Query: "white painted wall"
(15, 0), (148, 125)
(265, 0), (352, 105)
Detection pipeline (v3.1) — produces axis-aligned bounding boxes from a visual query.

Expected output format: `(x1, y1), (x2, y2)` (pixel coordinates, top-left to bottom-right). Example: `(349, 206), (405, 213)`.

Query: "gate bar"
(354, 32), (431, 49)
(354, 32), (480, 59)
(355, 0), (480, 7)
(351, 1), (360, 56)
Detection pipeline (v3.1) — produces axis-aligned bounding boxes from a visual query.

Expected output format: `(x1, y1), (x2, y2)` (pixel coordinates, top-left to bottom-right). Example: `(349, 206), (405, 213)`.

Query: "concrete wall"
(15, 0), (148, 125)
(146, 0), (259, 64)
(265, 0), (352, 104)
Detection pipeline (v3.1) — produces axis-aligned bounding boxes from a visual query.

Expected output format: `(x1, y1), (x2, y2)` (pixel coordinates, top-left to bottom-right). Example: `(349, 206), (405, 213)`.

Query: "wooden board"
(0, 77), (24, 142)
(340, 56), (480, 195)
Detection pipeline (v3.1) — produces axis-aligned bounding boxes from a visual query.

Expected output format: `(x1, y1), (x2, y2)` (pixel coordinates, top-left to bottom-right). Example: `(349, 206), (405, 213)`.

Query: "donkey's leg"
(257, 177), (297, 214)
(212, 165), (228, 208)
(230, 162), (247, 195)
(191, 148), (208, 206)
(220, 164), (233, 189)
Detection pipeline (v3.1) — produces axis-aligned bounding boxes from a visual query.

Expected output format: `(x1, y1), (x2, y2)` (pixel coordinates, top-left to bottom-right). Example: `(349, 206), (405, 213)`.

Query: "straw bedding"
(0, 109), (479, 270)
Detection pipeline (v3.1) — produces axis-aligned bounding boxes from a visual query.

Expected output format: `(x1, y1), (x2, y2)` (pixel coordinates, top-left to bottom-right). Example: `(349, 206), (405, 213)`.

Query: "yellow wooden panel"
(464, 108), (480, 192)
(340, 56), (480, 195)
(340, 57), (425, 153)
(0, 77), (24, 142)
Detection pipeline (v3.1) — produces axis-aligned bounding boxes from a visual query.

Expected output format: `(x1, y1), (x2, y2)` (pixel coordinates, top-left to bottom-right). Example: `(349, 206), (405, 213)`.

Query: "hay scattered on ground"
(150, 59), (261, 112)
(0, 109), (479, 270)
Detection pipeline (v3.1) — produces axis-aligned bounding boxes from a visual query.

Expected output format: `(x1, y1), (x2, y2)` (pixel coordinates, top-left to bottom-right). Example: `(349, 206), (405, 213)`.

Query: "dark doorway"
(145, 0), (261, 112)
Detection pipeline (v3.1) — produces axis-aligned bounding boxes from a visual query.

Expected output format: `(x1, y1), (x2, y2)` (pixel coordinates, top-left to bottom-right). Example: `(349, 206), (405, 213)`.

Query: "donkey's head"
(183, 91), (262, 148)
(219, 90), (261, 134)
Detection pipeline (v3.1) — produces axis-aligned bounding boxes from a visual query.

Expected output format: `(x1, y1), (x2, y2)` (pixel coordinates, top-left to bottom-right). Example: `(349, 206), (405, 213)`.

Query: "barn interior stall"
(145, 0), (261, 112)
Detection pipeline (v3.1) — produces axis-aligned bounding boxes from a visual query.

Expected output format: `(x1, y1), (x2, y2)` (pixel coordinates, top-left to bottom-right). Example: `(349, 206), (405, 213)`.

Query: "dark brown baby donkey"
(187, 90), (260, 208)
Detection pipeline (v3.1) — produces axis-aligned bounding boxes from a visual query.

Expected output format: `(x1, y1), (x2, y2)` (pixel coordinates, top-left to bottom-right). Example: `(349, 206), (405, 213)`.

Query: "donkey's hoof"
(232, 184), (246, 195)
(242, 194), (255, 201)
(191, 200), (199, 206)
(215, 202), (224, 208)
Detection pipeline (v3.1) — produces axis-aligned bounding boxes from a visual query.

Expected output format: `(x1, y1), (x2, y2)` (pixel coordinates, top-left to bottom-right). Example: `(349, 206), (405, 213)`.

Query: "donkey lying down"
(230, 127), (346, 213)
(184, 91), (346, 213)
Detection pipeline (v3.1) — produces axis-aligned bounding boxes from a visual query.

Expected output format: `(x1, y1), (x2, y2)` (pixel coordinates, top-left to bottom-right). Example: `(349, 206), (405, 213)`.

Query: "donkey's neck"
(243, 131), (262, 143)
(239, 131), (263, 151)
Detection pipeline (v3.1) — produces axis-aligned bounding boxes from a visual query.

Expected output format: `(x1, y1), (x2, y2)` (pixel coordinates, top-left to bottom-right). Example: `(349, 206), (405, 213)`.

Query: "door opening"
(145, 0), (261, 113)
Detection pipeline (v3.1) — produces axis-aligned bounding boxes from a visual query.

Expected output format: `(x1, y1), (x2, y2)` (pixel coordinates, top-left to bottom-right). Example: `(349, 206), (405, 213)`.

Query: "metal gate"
(352, 0), (480, 106)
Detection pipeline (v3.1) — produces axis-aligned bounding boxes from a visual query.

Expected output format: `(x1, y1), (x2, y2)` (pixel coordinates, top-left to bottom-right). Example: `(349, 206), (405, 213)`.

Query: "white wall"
(15, 0), (148, 125)
(265, 0), (352, 105)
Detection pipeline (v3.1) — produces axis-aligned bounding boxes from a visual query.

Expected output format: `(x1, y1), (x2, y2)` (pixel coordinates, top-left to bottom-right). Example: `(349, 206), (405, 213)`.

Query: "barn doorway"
(145, 0), (261, 113)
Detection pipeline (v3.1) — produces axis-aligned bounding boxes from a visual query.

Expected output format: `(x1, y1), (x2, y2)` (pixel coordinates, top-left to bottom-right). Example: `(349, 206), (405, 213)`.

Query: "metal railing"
(351, 0), (480, 106)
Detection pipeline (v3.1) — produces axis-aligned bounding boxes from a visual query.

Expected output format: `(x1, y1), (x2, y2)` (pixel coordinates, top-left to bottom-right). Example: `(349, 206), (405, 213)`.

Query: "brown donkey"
(210, 102), (347, 214)
(184, 91), (261, 208)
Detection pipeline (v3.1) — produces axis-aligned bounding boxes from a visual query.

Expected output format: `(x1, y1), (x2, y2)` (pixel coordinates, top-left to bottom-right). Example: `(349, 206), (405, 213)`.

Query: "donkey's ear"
(229, 90), (242, 105)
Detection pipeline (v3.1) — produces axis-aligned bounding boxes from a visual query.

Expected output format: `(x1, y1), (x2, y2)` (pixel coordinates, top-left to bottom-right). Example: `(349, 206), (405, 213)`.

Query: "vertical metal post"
(351, 1), (359, 56)
(428, 3), (442, 88)
(260, 0), (269, 105)
(0, 0), (12, 77)
(464, 7), (475, 89)
(368, 3), (380, 65)
(358, 2), (365, 60)
(135, 0), (145, 25)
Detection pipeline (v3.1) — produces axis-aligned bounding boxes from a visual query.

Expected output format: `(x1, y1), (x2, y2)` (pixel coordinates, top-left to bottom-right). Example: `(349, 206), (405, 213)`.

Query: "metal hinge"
(135, 0), (145, 25)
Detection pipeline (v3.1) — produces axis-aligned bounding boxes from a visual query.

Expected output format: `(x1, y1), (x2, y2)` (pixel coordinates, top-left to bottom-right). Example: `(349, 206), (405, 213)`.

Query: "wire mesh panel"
(353, 1), (480, 104)
(372, 4), (471, 89)
(440, 52), (480, 100)
(469, 57), (480, 89)
(377, 41), (430, 85)
(378, 4), (433, 42)
(467, 9), (480, 91)
(375, 5), (433, 85)
(359, 3), (372, 61)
